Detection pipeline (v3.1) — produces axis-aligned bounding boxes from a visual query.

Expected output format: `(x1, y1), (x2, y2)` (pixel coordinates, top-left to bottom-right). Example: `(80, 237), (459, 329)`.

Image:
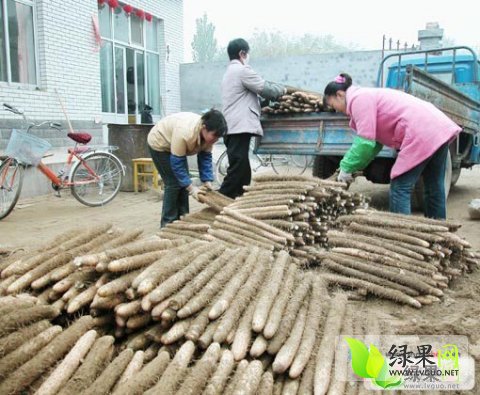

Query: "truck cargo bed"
(257, 112), (396, 157)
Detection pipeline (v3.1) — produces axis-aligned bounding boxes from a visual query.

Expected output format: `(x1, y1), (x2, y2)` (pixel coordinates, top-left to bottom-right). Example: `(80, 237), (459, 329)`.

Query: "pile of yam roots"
(262, 91), (325, 115)
(0, 174), (478, 395)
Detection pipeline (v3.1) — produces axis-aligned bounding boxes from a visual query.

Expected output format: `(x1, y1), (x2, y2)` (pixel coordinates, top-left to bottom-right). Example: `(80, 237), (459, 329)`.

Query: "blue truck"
(256, 46), (480, 198)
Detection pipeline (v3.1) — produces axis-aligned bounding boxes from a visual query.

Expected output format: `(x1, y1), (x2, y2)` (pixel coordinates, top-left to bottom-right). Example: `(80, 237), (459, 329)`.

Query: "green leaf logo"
(345, 337), (372, 378)
(374, 359), (403, 389)
(366, 344), (385, 378)
(345, 337), (403, 390)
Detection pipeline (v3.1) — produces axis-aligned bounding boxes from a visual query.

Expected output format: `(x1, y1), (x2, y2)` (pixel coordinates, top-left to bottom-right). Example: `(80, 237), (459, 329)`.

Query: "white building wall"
(0, 0), (183, 138)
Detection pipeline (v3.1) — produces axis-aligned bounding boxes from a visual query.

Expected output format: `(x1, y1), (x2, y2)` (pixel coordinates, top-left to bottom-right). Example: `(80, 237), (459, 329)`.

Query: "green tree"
(247, 29), (358, 58)
(191, 13), (219, 62)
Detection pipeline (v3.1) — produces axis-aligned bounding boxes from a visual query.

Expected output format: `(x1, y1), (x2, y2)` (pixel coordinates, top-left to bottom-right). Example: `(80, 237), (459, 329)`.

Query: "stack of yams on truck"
(262, 91), (325, 115)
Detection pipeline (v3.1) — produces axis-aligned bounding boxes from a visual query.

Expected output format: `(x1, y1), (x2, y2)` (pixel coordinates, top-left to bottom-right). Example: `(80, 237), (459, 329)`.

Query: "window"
(100, 42), (114, 112)
(98, 4), (111, 39)
(146, 20), (158, 51)
(0, 0), (37, 84)
(0, 4), (7, 81)
(115, 46), (125, 114)
(131, 16), (143, 46)
(98, 3), (161, 116)
(113, 6), (128, 43)
(147, 53), (160, 113)
(136, 51), (145, 113)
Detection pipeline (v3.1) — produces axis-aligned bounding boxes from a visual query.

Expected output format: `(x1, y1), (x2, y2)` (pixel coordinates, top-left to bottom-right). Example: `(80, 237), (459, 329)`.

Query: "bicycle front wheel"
(70, 152), (123, 207)
(0, 158), (24, 220)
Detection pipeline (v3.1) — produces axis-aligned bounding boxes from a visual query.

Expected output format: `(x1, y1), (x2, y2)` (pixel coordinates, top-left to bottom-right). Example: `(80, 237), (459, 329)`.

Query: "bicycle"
(214, 137), (310, 184)
(0, 103), (125, 220)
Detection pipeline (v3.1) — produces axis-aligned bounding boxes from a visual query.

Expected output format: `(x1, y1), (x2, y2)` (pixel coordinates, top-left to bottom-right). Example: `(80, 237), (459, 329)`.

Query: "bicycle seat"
(68, 132), (92, 144)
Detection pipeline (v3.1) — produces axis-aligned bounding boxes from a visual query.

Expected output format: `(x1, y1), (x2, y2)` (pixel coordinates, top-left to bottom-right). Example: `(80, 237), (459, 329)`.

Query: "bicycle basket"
(5, 129), (52, 165)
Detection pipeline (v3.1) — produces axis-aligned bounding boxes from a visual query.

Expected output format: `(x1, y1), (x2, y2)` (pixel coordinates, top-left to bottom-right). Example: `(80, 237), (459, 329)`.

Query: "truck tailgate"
(405, 65), (480, 135)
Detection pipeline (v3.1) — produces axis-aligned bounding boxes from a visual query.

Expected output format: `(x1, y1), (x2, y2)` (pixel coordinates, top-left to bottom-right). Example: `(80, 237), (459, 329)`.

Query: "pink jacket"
(346, 86), (461, 179)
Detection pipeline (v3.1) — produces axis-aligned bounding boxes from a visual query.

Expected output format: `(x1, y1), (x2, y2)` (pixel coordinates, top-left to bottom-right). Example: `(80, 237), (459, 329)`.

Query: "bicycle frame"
(36, 146), (102, 188)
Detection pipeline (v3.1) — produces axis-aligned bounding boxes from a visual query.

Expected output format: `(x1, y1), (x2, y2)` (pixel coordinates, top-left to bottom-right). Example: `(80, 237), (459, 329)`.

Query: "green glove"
(340, 136), (383, 173)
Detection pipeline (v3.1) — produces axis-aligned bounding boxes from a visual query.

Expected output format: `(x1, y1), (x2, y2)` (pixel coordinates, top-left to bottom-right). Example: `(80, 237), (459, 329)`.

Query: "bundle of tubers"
(157, 207), (218, 242)
(209, 174), (366, 251)
(1, 175), (479, 394)
(262, 91), (325, 115)
(0, 292), (394, 394)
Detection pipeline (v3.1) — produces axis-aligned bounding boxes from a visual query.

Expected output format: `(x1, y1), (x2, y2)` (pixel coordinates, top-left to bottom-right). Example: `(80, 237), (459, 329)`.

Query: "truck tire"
(450, 143), (462, 186)
(312, 156), (338, 179)
(451, 168), (461, 186)
(413, 149), (453, 210)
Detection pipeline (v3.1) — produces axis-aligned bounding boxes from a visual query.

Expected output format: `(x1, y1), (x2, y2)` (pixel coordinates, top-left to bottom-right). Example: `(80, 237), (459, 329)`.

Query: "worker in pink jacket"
(323, 73), (461, 219)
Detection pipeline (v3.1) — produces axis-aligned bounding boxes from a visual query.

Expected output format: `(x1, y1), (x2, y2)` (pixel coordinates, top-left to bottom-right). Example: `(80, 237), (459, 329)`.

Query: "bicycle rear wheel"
(270, 154), (308, 176)
(215, 150), (229, 184)
(291, 155), (313, 169)
(70, 152), (123, 207)
(0, 158), (24, 220)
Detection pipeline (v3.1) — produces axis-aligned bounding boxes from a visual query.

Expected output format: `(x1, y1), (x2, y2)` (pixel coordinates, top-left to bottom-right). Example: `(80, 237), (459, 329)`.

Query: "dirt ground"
(1, 167), (478, 250)
(1, 166), (479, 391)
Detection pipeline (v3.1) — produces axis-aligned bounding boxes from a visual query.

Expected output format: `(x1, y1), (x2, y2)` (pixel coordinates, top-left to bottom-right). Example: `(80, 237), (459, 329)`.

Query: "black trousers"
(218, 133), (252, 199)
(149, 147), (189, 227)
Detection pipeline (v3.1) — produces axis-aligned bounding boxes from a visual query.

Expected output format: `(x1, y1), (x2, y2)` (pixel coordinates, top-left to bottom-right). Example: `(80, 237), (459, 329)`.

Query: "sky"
(182, 0), (479, 63)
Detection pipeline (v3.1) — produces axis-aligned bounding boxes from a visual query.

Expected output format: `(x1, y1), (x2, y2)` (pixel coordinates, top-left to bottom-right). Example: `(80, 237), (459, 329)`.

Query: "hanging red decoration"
(107, 0), (119, 8)
(123, 4), (133, 14)
(145, 12), (153, 22)
(97, 0), (106, 5)
(135, 9), (145, 19)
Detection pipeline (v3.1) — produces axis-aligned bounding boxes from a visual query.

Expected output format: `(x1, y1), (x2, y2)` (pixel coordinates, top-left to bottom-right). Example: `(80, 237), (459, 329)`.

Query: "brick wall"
(0, 0), (183, 151)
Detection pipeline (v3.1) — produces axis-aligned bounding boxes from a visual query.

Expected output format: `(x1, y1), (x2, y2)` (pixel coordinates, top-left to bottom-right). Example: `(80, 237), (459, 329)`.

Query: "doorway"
(120, 47), (145, 124)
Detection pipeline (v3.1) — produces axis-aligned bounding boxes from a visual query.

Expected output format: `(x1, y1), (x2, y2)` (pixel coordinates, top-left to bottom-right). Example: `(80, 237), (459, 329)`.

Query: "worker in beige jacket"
(147, 109), (227, 227)
(219, 38), (286, 198)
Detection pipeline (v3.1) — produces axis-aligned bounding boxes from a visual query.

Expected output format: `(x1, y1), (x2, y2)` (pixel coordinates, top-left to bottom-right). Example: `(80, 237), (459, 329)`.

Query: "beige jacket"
(147, 112), (212, 156)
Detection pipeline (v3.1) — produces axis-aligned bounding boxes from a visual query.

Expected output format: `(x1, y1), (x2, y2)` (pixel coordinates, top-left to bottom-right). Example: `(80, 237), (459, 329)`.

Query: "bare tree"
(191, 13), (220, 62)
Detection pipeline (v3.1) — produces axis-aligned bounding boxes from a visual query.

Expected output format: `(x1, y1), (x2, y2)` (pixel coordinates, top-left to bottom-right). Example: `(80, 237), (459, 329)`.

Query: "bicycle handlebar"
(49, 122), (62, 130)
(27, 120), (63, 132)
(3, 103), (22, 115)
(3, 103), (63, 132)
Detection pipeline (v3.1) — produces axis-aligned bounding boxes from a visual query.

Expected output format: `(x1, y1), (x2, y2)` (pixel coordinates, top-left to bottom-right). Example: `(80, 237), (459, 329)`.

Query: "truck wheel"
(312, 156), (338, 179)
(451, 168), (461, 186)
(450, 143), (461, 186)
(413, 149), (453, 210)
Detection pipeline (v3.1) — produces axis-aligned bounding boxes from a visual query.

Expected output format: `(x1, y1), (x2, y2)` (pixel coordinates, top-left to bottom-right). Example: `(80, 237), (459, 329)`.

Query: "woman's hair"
(323, 73), (353, 97)
(227, 38), (250, 60)
(201, 109), (228, 137)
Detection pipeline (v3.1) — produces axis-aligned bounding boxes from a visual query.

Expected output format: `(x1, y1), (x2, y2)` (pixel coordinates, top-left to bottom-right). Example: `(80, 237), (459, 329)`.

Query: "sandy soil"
(349, 166), (480, 393)
(1, 166), (479, 392)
